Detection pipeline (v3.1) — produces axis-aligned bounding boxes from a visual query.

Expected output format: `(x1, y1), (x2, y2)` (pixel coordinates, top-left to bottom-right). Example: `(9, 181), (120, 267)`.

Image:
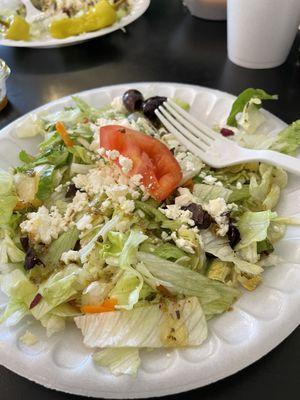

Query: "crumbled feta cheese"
(185, 161), (194, 171)
(203, 175), (217, 185)
(121, 199), (135, 214)
(106, 149), (120, 160)
(20, 206), (65, 245)
(171, 232), (195, 254)
(111, 96), (127, 113)
(175, 187), (195, 207)
(176, 152), (187, 161)
(159, 204), (195, 226)
(76, 214), (93, 231)
(61, 250), (80, 265)
(162, 133), (181, 149)
(119, 155), (133, 174)
(129, 174), (143, 186)
(72, 160), (146, 214)
(98, 147), (106, 156)
(65, 191), (89, 223)
(236, 181), (242, 190)
(203, 197), (229, 236)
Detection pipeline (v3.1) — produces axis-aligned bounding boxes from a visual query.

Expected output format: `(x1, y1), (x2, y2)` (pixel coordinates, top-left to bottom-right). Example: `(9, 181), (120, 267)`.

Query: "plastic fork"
(155, 99), (300, 175)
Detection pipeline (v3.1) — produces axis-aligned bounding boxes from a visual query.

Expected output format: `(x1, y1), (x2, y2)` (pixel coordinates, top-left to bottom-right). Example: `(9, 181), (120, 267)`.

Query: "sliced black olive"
(73, 239), (81, 251)
(20, 237), (30, 252)
(122, 89), (144, 113)
(24, 247), (43, 270)
(142, 96), (167, 123)
(182, 203), (213, 229)
(65, 183), (78, 199)
(227, 222), (241, 248)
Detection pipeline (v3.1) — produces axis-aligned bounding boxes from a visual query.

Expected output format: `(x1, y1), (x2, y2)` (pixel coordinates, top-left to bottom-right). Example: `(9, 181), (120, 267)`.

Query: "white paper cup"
(183, 0), (227, 21)
(227, 0), (300, 69)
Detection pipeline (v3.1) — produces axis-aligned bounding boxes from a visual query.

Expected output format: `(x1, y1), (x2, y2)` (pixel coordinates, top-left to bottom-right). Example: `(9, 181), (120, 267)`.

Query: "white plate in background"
(0, 82), (299, 398)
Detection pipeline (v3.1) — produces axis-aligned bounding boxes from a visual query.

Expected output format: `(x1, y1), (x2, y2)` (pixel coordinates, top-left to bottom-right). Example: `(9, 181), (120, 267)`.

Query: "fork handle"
(242, 149), (300, 175)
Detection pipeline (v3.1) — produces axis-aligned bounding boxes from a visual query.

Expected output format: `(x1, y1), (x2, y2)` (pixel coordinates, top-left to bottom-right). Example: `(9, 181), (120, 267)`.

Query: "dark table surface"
(0, 0), (299, 399)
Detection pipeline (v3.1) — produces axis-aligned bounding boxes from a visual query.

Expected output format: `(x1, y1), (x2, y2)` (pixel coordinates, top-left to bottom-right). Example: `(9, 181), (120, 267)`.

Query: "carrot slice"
(80, 298), (117, 314)
(56, 121), (74, 148)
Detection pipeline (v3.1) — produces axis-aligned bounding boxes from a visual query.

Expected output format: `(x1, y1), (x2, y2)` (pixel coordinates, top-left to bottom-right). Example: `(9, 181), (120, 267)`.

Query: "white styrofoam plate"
(0, 83), (299, 398)
(0, 0), (150, 49)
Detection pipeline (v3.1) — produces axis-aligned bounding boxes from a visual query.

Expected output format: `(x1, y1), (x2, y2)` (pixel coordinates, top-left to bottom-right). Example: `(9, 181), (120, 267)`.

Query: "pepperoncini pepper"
(5, 16), (30, 41)
(49, 0), (117, 39)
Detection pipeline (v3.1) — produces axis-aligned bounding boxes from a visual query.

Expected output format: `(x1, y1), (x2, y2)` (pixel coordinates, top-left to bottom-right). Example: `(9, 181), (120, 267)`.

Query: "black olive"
(65, 183), (78, 199)
(227, 223), (241, 248)
(142, 96), (167, 123)
(182, 203), (213, 229)
(20, 237), (30, 252)
(122, 89), (144, 113)
(24, 247), (43, 270)
(73, 239), (81, 251)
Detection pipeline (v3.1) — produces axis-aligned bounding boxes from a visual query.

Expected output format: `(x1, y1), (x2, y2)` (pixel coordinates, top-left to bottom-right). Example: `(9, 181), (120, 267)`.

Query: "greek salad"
(0, 87), (300, 377)
(0, 0), (131, 41)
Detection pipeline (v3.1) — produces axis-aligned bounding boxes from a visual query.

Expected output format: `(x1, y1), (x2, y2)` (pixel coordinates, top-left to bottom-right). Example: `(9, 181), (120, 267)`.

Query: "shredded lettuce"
(0, 232), (25, 264)
(0, 269), (37, 326)
(137, 252), (239, 316)
(93, 348), (141, 377)
(40, 227), (79, 269)
(153, 243), (186, 261)
(227, 88), (277, 127)
(0, 169), (18, 226)
(79, 215), (120, 263)
(236, 210), (277, 249)
(202, 231), (263, 275)
(36, 165), (56, 201)
(249, 164), (287, 210)
(75, 297), (208, 348)
(193, 183), (232, 202)
(270, 120), (300, 155)
(38, 264), (82, 309)
(114, 231), (148, 310)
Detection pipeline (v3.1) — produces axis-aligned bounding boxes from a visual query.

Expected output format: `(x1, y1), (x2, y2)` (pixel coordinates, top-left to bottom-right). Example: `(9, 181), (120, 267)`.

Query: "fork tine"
(155, 109), (208, 159)
(158, 106), (209, 152)
(167, 98), (218, 141)
(163, 102), (212, 147)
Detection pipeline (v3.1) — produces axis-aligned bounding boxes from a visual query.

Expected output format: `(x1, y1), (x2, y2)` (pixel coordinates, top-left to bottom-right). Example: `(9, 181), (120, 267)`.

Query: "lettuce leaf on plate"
(153, 243), (186, 261)
(75, 297), (207, 348)
(227, 88), (277, 127)
(93, 348), (141, 377)
(0, 169), (18, 226)
(249, 164), (287, 210)
(113, 231), (148, 310)
(236, 210), (278, 249)
(0, 269), (37, 326)
(40, 226), (79, 269)
(193, 183), (232, 203)
(202, 230), (263, 275)
(270, 120), (300, 155)
(137, 252), (239, 316)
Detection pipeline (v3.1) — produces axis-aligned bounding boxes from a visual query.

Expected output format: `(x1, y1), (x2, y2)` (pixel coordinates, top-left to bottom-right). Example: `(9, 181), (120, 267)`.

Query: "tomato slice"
(100, 125), (182, 201)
